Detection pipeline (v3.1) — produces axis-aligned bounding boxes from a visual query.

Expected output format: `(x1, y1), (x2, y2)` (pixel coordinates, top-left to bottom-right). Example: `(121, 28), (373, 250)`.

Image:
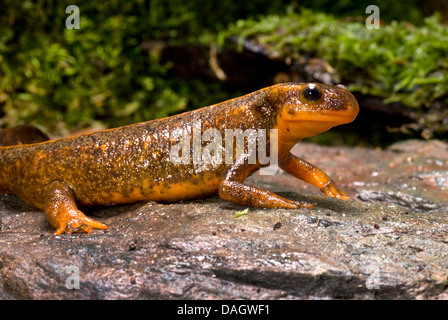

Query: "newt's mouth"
(285, 110), (359, 124)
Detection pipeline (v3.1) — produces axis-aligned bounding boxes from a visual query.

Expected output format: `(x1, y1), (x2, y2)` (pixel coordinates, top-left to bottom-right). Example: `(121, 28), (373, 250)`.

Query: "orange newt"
(0, 82), (359, 235)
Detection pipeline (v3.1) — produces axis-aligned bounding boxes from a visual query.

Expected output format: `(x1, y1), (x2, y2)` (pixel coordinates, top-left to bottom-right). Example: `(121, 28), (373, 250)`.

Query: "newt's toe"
(53, 210), (108, 235)
(296, 201), (315, 210)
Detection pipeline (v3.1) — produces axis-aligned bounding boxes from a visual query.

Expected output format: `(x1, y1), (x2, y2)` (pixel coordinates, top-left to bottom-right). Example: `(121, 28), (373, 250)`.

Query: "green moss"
(0, 1), (297, 135)
(0, 2), (189, 135)
(218, 9), (448, 135)
(0, 1), (441, 137)
(285, 0), (424, 25)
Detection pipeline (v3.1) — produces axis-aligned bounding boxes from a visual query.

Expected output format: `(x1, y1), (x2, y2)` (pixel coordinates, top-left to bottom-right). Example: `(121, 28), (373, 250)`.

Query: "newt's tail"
(0, 125), (49, 147)
(0, 125), (50, 193)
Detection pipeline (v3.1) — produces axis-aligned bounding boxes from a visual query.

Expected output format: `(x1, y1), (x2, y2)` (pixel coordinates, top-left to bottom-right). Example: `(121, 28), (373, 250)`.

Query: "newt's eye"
(302, 85), (322, 102)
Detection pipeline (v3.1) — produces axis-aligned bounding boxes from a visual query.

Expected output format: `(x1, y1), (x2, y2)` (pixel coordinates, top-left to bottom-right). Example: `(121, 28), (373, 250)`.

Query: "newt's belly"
(73, 172), (223, 206)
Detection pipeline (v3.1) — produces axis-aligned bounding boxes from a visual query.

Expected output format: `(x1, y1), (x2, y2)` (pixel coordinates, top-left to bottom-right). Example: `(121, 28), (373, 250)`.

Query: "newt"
(0, 82), (359, 235)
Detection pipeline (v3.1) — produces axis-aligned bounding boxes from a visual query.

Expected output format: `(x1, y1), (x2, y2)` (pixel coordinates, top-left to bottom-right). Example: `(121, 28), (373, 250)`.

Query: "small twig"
(209, 45), (227, 81)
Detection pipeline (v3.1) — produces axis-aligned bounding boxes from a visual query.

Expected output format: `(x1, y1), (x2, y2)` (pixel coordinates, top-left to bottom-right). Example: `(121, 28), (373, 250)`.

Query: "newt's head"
(271, 82), (359, 142)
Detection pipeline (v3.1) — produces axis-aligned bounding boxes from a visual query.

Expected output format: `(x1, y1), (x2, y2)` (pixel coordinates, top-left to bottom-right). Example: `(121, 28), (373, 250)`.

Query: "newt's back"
(0, 87), (272, 209)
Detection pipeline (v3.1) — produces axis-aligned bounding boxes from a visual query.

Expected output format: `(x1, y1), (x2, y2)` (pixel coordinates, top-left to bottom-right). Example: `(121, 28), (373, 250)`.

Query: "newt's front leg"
(279, 152), (350, 199)
(219, 156), (315, 209)
(44, 181), (108, 235)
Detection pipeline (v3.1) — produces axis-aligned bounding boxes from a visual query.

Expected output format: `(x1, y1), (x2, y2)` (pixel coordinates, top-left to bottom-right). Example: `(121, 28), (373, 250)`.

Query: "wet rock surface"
(0, 140), (447, 299)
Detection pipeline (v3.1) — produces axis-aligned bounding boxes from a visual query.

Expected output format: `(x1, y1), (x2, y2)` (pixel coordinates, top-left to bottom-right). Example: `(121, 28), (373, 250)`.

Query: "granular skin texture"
(0, 82), (359, 234)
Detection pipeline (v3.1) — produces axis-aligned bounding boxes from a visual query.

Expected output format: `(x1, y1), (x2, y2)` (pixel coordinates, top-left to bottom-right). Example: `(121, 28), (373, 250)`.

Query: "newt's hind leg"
(44, 181), (108, 235)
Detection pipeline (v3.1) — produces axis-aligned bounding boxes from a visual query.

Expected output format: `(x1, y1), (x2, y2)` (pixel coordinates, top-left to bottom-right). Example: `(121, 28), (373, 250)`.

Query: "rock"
(0, 140), (447, 299)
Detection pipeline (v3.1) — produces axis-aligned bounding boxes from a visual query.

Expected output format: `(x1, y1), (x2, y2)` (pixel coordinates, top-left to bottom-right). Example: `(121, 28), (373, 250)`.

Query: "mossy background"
(0, 0), (446, 145)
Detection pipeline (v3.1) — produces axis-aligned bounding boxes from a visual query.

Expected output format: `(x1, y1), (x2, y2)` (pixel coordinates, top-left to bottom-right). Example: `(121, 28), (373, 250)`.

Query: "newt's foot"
(295, 201), (315, 210)
(321, 181), (350, 200)
(53, 209), (108, 235)
(44, 181), (108, 235)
